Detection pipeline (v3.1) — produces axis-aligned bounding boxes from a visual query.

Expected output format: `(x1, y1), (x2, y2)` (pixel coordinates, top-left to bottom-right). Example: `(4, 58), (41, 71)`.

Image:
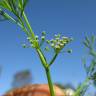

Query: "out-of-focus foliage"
(12, 70), (32, 88)
(75, 83), (89, 96)
(83, 35), (96, 84)
(74, 35), (96, 96)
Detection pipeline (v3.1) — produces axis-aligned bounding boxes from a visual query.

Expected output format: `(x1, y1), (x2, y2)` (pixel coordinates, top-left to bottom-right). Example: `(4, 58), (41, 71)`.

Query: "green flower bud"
(59, 39), (63, 43)
(53, 40), (57, 44)
(33, 40), (39, 48)
(42, 31), (46, 35)
(59, 43), (64, 47)
(55, 34), (60, 38)
(50, 43), (54, 47)
(35, 35), (39, 40)
(30, 44), (35, 48)
(22, 44), (26, 48)
(41, 36), (45, 40)
(45, 46), (50, 51)
(57, 34), (60, 38)
(27, 37), (31, 40)
(57, 42), (61, 45)
(55, 37), (59, 41)
(62, 41), (67, 44)
(50, 39), (54, 43)
(29, 39), (33, 43)
(62, 36), (68, 40)
(54, 34), (58, 38)
(55, 45), (60, 50)
(67, 49), (72, 53)
(46, 40), (50, 44)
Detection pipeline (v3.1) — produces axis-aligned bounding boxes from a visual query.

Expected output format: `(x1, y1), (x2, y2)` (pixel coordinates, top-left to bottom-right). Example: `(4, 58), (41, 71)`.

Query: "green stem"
(36, 48), (55, 96)
(45, 67), (55, 96)
(49, 53), (58, 67)
(36, 48), (48, 68)
(23, 12), (35, 39)
(4, 13), (22, 27)
(73, 77), (90, 96)
(4, 12), (29, 35)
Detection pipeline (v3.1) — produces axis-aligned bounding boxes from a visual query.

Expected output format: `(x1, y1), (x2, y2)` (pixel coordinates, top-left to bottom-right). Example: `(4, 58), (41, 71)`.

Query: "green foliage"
(75, 83), (89, 96)
(83, 36), (96, 82)
(0, 9), (9, 21)
(74, 35), (96, 96)
(0, 0), (29, 18)
(0, 0), (31, 37)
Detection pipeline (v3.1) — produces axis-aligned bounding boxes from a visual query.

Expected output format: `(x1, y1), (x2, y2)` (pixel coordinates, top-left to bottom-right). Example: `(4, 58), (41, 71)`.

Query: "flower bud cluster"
(23, 32), (72, 52)
(26, 36), (39, 48)
(46, 34), (72, 53)
(25, 31), (46, 48)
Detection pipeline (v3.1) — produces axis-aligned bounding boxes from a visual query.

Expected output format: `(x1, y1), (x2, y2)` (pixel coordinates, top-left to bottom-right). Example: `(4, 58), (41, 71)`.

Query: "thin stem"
(45, 68), (55, 96)
(4, 12), (29, 35)
(73, 77), (90, 96)
(4, 13), (22, 27)
(36, 48), (48, 68)
(23, 12), (35, 39)
(36, 48), (55, 96)
(49, 53), (58, 67)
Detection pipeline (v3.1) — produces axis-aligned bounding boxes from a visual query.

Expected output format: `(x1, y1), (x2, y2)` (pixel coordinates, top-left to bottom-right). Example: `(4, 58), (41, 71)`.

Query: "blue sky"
(0, 0), (96, 95)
